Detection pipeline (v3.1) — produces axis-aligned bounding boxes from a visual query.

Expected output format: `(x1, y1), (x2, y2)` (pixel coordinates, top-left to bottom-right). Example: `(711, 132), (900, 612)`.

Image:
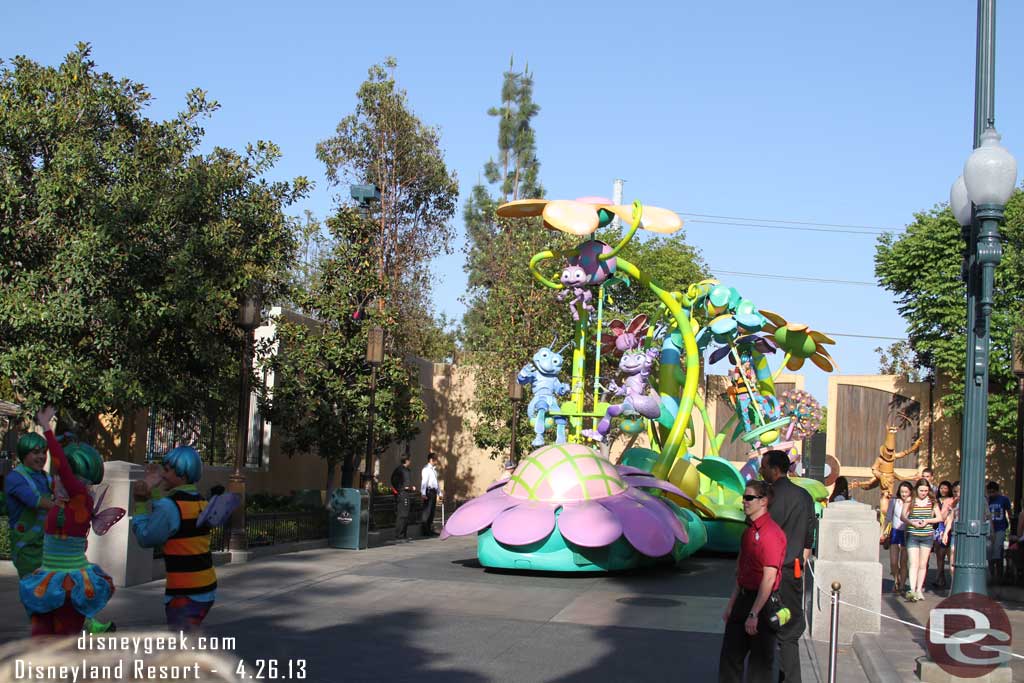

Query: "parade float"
(443, 196), (838, 571)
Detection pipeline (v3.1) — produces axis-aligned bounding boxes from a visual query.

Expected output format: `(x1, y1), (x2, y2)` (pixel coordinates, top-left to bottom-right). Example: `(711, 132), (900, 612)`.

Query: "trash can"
(328, 487), (368, 549)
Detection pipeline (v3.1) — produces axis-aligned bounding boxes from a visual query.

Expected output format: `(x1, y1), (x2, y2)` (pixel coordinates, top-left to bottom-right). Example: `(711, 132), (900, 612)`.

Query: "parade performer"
(131, 446), (235, 631)
(19, 407), (117, 636)
(5, 433), (55, 578)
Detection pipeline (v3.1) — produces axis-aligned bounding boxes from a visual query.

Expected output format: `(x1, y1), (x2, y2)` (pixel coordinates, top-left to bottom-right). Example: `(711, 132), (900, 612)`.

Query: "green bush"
(246, 492), (322, 513)
(0, 517), (10, 559)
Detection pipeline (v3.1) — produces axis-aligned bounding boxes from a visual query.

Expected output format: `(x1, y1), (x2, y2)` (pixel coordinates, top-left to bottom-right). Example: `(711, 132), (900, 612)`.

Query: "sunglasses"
(742, 494), (765, 502)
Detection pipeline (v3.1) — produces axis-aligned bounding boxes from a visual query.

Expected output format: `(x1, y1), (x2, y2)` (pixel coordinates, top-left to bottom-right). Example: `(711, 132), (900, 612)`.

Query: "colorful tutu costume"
(19, 431), (115, 636)
(5, 460), (53, 578)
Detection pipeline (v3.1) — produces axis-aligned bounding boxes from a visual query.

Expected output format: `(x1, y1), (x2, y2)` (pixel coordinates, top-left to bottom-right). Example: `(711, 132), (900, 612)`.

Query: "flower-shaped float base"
(444, 443), (706, 572)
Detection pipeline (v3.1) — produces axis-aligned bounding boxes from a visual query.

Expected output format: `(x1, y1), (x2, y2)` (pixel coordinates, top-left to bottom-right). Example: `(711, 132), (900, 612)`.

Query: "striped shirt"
(906, 499), (935, 538)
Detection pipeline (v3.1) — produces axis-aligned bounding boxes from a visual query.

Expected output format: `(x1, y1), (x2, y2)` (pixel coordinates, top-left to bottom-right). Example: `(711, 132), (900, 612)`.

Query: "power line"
(683, 217), (887, 236)
(821, 332), (907, 341)
(680, 212), (900, 232)
(713, 269), (877, 287)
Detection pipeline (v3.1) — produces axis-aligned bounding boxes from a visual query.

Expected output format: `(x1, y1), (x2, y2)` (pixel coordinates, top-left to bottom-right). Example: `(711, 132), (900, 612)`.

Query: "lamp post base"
(917, 657), (1011, 682)
(227, 473), (248, 553)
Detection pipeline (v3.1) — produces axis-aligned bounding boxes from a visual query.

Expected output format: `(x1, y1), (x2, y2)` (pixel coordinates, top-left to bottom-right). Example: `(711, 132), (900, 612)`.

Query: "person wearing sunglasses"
(760, 449), (815, 683)
(719, 480), (785, 683)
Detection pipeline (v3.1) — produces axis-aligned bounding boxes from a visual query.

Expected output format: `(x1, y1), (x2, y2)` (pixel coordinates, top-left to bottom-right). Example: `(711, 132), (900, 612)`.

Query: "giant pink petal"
(557, 501), (623, 547)
(625, 488), (688, 544)
(615, 464), (655, 478)
(487, 477), (511, 492)
(623, 475), (684, 498)
(443, 490), (518, 536)
(491, 501), (556, 546)
(598, 494), (675, 557)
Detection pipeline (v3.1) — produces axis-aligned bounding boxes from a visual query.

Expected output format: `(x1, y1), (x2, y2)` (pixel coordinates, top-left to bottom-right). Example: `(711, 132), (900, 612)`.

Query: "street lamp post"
(508, 373), (524, 470)
(362, 326), (384, 528)
(341, 183), (381, 489)
(229, 290), (261, 554)
(948, 123), (1017, 597)
(1012, 328), (1024, 522)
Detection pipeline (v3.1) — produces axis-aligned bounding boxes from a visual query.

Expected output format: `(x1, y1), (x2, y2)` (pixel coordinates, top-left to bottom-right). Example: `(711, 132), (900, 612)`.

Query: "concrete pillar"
(810, 500), (882, 644)
(85, 460), (154, 587)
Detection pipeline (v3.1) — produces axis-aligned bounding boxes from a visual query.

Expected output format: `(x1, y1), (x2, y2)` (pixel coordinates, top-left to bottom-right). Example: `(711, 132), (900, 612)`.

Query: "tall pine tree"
(462, 60), (573, 458)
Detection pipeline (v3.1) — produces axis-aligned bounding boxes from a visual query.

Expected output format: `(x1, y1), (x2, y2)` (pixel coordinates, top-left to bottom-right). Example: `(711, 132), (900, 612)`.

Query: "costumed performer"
(5, 433), (56, 578)
(19, 406), (116, 636)
(131, 446), (218, 632)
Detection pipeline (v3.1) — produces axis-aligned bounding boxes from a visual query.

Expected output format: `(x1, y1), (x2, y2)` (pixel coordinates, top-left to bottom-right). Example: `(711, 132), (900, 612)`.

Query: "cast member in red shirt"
(719, 480), (786, 683)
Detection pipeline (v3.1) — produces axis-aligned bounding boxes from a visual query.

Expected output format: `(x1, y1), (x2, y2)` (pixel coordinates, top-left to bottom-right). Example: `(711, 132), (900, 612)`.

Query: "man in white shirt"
(420, 453), (442, 536)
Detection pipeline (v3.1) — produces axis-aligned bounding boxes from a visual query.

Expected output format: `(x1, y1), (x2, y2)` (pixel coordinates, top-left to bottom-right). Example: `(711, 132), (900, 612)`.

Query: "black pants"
(395, 492), (413, 538)
(777, 563), (805, 683)
(718, 589), (776, 683)
(421, 488), (438, 533)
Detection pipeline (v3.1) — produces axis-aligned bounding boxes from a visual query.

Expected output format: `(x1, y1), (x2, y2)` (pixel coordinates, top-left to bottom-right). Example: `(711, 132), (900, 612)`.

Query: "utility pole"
(612, 179), (625, 230)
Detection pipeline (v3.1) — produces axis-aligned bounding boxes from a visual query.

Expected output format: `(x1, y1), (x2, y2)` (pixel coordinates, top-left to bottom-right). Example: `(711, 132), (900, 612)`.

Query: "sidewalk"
(851, 557), (1024, 682)
(0, 538), (869, 682)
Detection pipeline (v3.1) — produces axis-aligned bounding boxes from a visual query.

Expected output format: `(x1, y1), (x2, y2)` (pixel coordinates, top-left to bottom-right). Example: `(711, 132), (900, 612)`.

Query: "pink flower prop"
(443, 443), (687, 557)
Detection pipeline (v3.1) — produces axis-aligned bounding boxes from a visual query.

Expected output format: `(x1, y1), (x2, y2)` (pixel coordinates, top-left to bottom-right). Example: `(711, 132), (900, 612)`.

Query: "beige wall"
(826, 372), (1017, 496)
(83, 333), (1018, 507)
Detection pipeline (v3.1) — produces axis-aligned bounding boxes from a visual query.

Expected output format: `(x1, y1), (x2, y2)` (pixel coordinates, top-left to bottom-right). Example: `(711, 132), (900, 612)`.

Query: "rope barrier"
(804, 559), (1024, 661)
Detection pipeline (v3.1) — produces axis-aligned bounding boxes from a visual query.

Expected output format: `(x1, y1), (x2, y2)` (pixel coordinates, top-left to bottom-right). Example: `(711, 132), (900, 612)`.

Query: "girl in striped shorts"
(901, 477), (942, 602)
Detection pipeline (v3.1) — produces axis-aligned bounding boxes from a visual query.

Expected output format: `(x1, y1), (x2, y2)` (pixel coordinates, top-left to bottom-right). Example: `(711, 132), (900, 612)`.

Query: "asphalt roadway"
(0, 536), (869, 682)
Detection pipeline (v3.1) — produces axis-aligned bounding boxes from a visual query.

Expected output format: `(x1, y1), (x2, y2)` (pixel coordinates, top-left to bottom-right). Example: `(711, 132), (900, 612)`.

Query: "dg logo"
(926, 592), (1013, 678)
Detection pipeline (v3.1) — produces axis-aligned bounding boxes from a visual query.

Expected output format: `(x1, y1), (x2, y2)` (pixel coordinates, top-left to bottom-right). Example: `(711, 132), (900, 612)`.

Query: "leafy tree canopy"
(256, 210), (425, 489)
(315, 57), (457, 357)
(875, 188), (1024, 443)
(0, 44), (308, 429)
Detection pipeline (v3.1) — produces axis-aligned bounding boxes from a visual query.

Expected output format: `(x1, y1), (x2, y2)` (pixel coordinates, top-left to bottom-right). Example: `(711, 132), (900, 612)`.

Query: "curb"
(854, 633), (904, 683)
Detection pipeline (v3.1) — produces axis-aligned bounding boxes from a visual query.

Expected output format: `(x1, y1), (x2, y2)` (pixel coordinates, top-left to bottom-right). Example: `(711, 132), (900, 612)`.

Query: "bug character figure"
(557, 265), (594, 322)
(850, 412), (923, 517)
(518, 345), (571, 447)
(583, 347), (661, 443)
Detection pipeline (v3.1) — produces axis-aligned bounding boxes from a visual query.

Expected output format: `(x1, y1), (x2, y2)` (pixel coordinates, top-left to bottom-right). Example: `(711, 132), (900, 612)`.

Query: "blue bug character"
(517, 344), (571, 446)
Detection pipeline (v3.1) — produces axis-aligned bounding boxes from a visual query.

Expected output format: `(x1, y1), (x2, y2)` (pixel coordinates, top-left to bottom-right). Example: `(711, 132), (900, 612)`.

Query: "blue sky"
(5, 1), (1023, 401)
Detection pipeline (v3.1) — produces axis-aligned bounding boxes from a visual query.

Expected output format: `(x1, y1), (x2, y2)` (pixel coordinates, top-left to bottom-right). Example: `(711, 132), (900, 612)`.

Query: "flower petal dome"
(505, 443), (627, 502)
(443, 443), (687, 559)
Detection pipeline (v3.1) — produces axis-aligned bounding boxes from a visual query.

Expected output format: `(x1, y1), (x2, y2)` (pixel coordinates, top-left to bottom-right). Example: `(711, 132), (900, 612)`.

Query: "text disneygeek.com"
(11, 631), (237, 681)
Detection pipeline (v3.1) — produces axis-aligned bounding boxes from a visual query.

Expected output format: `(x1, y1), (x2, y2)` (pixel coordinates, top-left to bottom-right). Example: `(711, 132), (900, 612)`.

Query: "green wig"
(16, 433), (47, 461)
(64, 443), (104, 485)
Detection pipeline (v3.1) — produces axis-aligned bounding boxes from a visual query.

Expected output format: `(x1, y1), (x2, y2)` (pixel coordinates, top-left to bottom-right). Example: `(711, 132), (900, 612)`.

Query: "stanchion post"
(828, 581), (841, 683)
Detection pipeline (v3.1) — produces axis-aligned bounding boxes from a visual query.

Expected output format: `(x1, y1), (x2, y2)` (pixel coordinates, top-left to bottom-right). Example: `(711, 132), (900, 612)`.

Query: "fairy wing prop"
(197, 493), (241, 528)
(91, 485), (108, 515)
(92, 507), (126, 535)
(601, 319), (628, 354)
(600, 315), (650, 354)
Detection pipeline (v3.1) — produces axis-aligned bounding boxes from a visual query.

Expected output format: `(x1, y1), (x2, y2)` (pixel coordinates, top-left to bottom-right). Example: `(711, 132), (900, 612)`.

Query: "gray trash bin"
(328, 487), (368, 549)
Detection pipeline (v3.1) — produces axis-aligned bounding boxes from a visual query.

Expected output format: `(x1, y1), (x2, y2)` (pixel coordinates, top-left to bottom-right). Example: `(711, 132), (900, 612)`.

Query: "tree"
(462, 62), (708, 458)
(0, 44), (308, 432)
(874, 340), (924, 382)
(256, 210), (426, 490)
(875, 189), (1024, 444)
(461, 60), (574, 458)
(595, 229), (709, 320)
(315, 57), (458, 356)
